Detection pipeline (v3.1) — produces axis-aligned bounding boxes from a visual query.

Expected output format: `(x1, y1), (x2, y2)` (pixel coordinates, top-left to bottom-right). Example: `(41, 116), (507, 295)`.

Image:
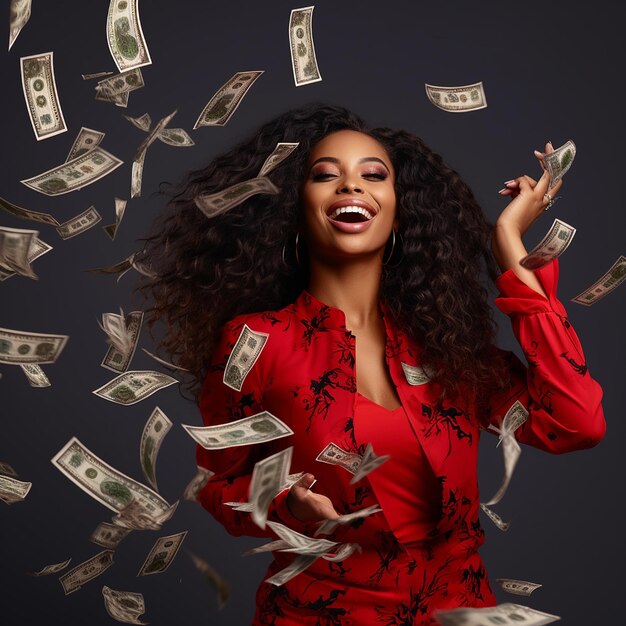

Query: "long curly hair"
(138, 103), (510, 417)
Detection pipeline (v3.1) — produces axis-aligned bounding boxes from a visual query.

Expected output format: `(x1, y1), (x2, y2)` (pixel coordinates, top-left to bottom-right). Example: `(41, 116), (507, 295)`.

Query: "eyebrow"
(310, 156), (391, 173)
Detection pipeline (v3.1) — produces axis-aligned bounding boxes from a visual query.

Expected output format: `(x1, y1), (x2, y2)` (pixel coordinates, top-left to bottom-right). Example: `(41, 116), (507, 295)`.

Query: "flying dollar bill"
(266, 521), (337, 555)
(124, 112), (152, 131)
(0, 225), (38, 278)
(194, 177), (279, 219)
(157, 128), (194, 147)
(20, 51), (67, 140)
(401, 362), (433, 385)
(141, 348), (189, 372)
(495, 578), (543, 597)
(520, 219), (576, 270)
(106, 0), (152, 72)
(289, 7), (322, 86)
(0, 236), (51, 282)
(425, 81), (487, 112)
(0, 327), (68, 364)
(140, 407), (172, 491)
(82, 71), (114, 81)
(258, 142), (300, 178)
(182, 411), (293, 450)
(0, 196), (60, 227)
(250, 447), (293, 529)
(93, 370), (177, 405)
(56, 206), (102, 240)
(102, 586), (147, 625)
(187, 551), (232, 610)
(90, 521), (132, 549)
(28, 558), (72, 577)
(19, 363), (51, 387)
(95, 68), (144, 105)
(223, 324), (269, 391)
(0, 461), (18, 477)
(266, 554), (318, 586)
(433, 602), (560, 626)
(9, 0), (31, 50)
(480, 502), (510, 531)
(315, 442), (362, 475)
(137, 530), (187, 576)
(58, 551), (114, 595)
(52, 436), (173, 516)
(314, 504), (382, 536)
(571, 255), (626, 306)
(66, 128), (106, 161)
(21, 147), (124, 196)
(544, 140), (576, 190)
(0, 474), (32, 503)
(350, 443), (390, 484)
(112, 499), (178, 531)
(193, 71), (264, 128)
(183, 466), (214, 501)
(100, 309), (143, 373)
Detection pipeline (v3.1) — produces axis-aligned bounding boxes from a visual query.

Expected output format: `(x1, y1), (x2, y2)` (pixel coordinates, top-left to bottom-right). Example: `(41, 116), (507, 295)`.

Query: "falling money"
(571, 255), (626, 306)
(401, 362), (433, 385)
(58, 550), (115, 595)
(93, 370), (177, 405)
(433, 602), (560, 626)
(28, 558), (72, 577)
(102, 585), (147, 625)
(425, 81), (487, 112)
(496, 578), (543, 597)
(520, 219), (576, 270)
(258, 142), (300, 178)
(56, 206), (103, 240)
(223, 324), (269, 391)
(100, 309), (144, 373)
(65, 128), (106, 161)
(289, 6), (322, 86)
(137, 531), (188, 576)
(544, 140), (576, 189)
(0, 327), (68, 364)
(106, 0), (152, 72)
(194, 177), (279, 219)
(9, 0), (32, 50)
(140, 407), (172, 491)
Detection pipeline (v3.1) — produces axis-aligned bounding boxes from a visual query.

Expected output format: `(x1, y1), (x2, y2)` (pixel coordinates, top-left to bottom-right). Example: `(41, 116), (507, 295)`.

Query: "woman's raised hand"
(286, 472), (340, 522)
(495, 141), (564, 237)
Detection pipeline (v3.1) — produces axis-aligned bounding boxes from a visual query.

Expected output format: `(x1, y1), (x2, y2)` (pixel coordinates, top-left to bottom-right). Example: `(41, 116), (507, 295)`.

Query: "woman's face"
(300, 130), (397, 264)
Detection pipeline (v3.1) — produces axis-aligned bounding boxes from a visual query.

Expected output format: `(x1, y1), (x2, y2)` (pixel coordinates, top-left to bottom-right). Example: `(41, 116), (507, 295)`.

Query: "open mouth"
(327, 205), (375, 223)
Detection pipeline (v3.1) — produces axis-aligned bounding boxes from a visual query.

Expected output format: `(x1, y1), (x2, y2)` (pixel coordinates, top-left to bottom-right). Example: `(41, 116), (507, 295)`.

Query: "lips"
(325, 199), (378, 233)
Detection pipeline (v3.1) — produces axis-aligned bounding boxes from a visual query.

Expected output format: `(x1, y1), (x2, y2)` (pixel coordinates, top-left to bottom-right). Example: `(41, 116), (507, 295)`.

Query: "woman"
(140, 104), (605, 625)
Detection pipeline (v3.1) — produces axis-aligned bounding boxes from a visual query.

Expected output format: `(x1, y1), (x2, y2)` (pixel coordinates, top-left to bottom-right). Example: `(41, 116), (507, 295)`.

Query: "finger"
(516, 175), (538, 192)
(545, 141), (554, 154)
(534, 167), (552, 196)
(291, 473), (316, 497)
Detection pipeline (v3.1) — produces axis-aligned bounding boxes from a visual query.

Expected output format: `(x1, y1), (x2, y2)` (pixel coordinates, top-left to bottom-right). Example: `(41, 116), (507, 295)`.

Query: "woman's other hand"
(286, 473), (340, 523)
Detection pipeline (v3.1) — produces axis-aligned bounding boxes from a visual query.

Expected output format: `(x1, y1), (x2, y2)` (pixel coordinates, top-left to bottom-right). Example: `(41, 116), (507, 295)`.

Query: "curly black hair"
(138, 103), (510, 417)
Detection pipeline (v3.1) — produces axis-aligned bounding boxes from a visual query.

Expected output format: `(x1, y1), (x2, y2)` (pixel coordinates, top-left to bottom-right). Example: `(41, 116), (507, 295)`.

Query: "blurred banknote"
(140, 407), (172, 491)
(316, 442), (362, 475)
(137, 530), (187, 576)
(289, 7), (322, 86)
(0, 474), (32, 503)
(124, 112), (152, 131)
(544, 140), (576, 189)
(59, 551), (114, 595)
(183, 466), (214, 501)
(66, 128), (105, 161)
(0, 327), (68, 364)
(0, 461), (18, 477)
(258, 142), (299, 177)
(520, 219), (576, 270)
(102, 586), (147, 625)
(401, 361), (433, 385)
(350, 443), (390, 484)
(496, 578), (543, 597)
(0, 226), (39, 278)
(571, 255), (626, 306)
(112, 499), (178, 531)
(93, 370), (177, 405)
(315, 504), (382, 536)
(28, 558), (71, 577)
(82, 71), (114, 81)
(95, 68), (144, 105)
(0, 236), (51, 281)
(100, 309), (143, 373)
(19, 363), (51, 387)
(157, 128), (194, 147)
(0, 196), (60, 226)
(425, 81), (487, 112)
(433, 602), (560, 626)
(194, 177), (279, 218)
(480, 502), (510, 531)
(9, 0), (31, 50)
(188, 551), (231, 610)
(56, 206), (102, 240)
(106, 0), (152, 72)
(250, 447), (293, 529)
(90, 521), (132, 549)
(101, 197), (127, 240)
(223, 324), (269, 391)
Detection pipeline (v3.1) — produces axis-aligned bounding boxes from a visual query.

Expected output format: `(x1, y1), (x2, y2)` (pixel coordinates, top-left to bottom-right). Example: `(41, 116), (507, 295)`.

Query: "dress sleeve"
(195, 317), (321, 537)
(485, 258), (606, 454)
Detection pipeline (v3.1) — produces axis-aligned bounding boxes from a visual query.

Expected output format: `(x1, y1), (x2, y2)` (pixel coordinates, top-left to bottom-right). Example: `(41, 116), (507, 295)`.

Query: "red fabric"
(194, 258), (605, 625)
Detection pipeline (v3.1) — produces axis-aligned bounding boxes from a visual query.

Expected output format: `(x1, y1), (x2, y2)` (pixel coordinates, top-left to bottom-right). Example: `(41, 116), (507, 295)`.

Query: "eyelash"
(311, 172), (387, 181)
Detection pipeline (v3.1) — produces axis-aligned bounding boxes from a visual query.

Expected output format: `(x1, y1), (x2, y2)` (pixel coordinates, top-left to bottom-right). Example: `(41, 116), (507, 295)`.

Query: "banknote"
(82, 71), (114, 81)
(131, 150), (146, 199)
(258, 142), (300, 177)
(289, 7), (322, 86)
(93, 370), (177, 405)
(193, 71), (264, 128)
(242, 539), (291, 556)
(315, 504), (382, 536)
(0, 475), (32, 502)
(157, 128), (194, 147)
(52, 436), (173, 516)
(425, 81), (487, 112)
(102, 197), (127, 240)
(194, 177), (279, 218)
(321, 542), (362, 562)
(19, 363), (51, 387)
(495, 578), (543, 597)
(21, 147), (124, 196)
(137, 530), (188, 576)
(86, 252), (137, 280)
(182, 411), (293, 450)
(56, 206), (102, 240)
(188, 551), (232, 609)
(0, 196), (60, 226)
(112, 499), (178, 531)
(28, 558), (71, 576)
(183, 466), (214, 501)
(433, 602), (560, 626)
(0, 225), (38, 278)
(226, 472), (304, 513)
(0, 461), (18, 477)
(223, 324), (269, 391)
(250, 447), (293, 529)
(0, 236), (52, 281)
(544, 140), (576, 189)
(141, 348), (189, 371)
(106, 0), (152, 72)
(9, 0), (31, 50)
(140, 407), (172, 491)
(480, 502), (510, 531)
(124, 112), (152, 131)
(102, 586), (147, 625)
(0, 327), (68, 364)
(571, 255), (626, 306)
(520, 219), (576, 270)
(95, 68), (144, 102)
(100, 309), (143, 373)
(350, 443), (390, 484)
(401, 362), (433, 385)
(266, 554), (318, 586)
(266, 521), (337, 555)
(20, 51), (67, 140)
(66, 128), (106, 161)
(59, 551), (114, 595)
(90, 521), (132, 549)
(316, 442), (362, 474)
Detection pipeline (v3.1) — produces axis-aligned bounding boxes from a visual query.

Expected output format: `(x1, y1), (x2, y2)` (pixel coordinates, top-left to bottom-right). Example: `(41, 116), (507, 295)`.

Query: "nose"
(337, 181), (363, 194)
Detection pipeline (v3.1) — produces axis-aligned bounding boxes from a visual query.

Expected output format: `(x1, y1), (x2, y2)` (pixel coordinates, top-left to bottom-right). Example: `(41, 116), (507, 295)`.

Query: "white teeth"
(328, 205), (374, 220)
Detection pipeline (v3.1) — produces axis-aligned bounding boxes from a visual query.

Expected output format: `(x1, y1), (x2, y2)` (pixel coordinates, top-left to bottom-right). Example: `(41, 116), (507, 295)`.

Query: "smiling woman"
(138, 103), (605, 625)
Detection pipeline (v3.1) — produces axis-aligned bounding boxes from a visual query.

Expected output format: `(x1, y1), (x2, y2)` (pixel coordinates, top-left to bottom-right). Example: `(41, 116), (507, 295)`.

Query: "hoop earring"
(281, 232), (301, 267)
(382, 230), (396, 266)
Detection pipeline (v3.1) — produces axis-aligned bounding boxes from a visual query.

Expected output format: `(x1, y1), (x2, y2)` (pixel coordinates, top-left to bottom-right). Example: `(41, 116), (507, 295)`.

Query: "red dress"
(195, 259), (605, 625)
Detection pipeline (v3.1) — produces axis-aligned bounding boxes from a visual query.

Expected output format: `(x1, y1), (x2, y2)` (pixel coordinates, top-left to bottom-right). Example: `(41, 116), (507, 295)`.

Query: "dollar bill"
(258, 142), (300, 177)
(242, 539), (291, 556)
(141, 348), (189, 372)
(289, 7), (322, 86)
(102, 198), (127, 240)
(0, 225), (38, 278)
(137, 530), (187, 576)
(140, 407), (172, 491)
(124, 112), (152, 131)
(188, 551), (231, 609)
(433, 602), (560, 626)
(59, 551), (114, 595)
(321, 542), (361, 562)
(66, 128), (106, 161)
(0, 327), (68, 364)
(0, 196), (60, 226)
(182, 411), (293, 450)
(544, 140), (576, 190)
(425, 81), (487, 112)
(52, 436), (173, 516)
(480, 502), (510, 532)
(250, 447), (293, 529)
(93, 370), (177, 405)
(266, 554), (318, 586)
(9, 0), (31, 50)
(0, 236), (52, 282)
(157, 128), (194, 147)
(571, 255), (626, 306)
(131, 150), (146, 199)
(495, 578), (543, 597)
(223, 324), (269, 391)
(194, 177), (279, 219)
(112, 499), (178, 531)
(19, 363), (51, 387)
(103, 586), (147, 625)
(86, 252), (147, 283)
(28, 558), (71, 577)
(0, 474), (32, 503)
(106, 0), (152, 72)
(134, 110), (177, 160)
(20, 51), (67, 140)
(56, 206), (102, 240)
(94, 68), (145, 104)
(21, 147), (124, 196)
(350, 443), (390, 484)
(315, 504), (381, 536)
(401, 362), (433, 385)
(520, 219), (576, 270)
(266, 521), (338, 555)
(97, 309), (151, 362)
(0, 461), (18, 477)
(316, 442), (362, 474)
(90, 521), (132, 549)
(183, 466), (214, 501)
(226, 472), (304, 513)
(82, 71), (114, 80)
(193, 71), (264, 128)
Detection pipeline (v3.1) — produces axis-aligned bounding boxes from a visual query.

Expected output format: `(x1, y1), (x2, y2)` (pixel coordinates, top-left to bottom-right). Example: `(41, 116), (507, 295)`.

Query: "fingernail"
(497, 188), (507, 193)
(503, 180), (516, 185)
(308, 479), (317, 490)
(533, 150), (543, 156)
(547, 140), (553, 146)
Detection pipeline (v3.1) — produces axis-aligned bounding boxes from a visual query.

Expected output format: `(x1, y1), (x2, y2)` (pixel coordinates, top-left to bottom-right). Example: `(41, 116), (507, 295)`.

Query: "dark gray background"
(1, 1), (624, 624)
